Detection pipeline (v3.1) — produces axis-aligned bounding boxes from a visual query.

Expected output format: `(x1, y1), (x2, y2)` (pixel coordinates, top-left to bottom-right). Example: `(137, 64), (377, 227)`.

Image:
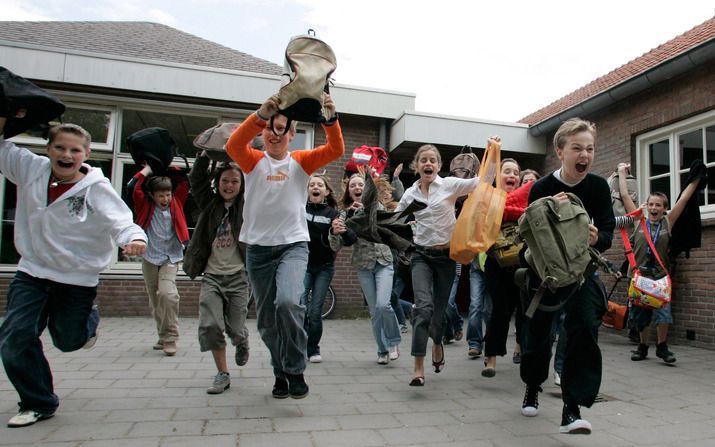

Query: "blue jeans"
(444, 263), (464, 337)
(246, 242), (309, 376)
(466, 263), (492, 350)
(0, 271), (98, 413)
(301, 262), (335, 357)
(357, 262), (401, 355)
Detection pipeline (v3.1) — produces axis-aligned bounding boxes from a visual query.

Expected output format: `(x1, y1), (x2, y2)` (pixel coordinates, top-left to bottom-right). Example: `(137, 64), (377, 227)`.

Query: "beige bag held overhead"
(193, 123), (264, 163)
(276, 29), (337, 126)
(450, 138), (507, 264)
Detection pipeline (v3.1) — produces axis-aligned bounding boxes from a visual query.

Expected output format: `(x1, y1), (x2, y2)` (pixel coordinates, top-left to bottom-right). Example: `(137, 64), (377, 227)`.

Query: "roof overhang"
(0, 40), (415, 120)
(389, 110), (546, 154)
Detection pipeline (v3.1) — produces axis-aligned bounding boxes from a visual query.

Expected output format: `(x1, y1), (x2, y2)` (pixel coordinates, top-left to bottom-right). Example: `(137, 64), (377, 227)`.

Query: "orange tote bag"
(450, 139), (507, 264)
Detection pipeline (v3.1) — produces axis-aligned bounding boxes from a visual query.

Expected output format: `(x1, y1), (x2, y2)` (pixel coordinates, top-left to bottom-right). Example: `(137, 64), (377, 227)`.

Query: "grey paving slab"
(0, 317), (714, 446)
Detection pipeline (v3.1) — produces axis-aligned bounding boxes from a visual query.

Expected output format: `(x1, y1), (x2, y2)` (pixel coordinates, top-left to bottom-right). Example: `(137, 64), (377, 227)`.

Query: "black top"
(306, 202), (357, 265)
(528, 172), (615, 254)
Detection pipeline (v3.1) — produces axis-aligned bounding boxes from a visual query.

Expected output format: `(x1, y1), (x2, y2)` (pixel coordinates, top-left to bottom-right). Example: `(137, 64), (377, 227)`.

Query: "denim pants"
(444, 263), (464, 337)
(357, 262), (401, 355)
(141, 260), (180, 343)
(520, 274), (607, 407)
(0, 271), (98, 413)
(301, 261), (335, 357)
(410, 247), (456, 357)
(484, 257), (522, 357)
(246, 242), (309, 376)
(466, 263), (492, 350)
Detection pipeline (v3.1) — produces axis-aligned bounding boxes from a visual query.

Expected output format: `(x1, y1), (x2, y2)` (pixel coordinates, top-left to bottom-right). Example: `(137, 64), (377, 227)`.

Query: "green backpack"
(517, 193), (596, 317)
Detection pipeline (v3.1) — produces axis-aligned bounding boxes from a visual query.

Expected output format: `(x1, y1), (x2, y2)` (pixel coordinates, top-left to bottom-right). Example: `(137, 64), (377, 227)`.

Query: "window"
(636, 110), (715, 219)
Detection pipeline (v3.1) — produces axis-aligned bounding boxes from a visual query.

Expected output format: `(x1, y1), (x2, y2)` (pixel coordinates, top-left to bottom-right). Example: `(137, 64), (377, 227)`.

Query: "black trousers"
(519, 274), (607, 407)
(483, 256), (522, 357)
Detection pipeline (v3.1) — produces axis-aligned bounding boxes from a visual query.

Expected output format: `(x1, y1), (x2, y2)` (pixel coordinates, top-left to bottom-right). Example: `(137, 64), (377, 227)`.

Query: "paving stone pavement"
(1, 317), (715, 446)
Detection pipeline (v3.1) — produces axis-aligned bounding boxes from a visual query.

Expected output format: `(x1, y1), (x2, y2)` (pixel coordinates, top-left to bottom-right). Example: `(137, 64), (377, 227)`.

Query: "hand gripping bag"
(450, 138), (506, 264)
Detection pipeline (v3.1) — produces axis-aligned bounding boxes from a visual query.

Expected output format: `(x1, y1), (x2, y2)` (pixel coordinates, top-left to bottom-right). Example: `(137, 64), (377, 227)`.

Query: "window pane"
(0, 180), (20, 264)
(86, 158), (113, 180)
(649, 139), (670, 176)
(707, 125), (715, 164)
(16, 107), (111, 144)
(679, 172), (705, 206)
(650, 177), (670, 200)
(120, 110), (217, 158)
(289, 130), (307, 150)
(679, 129), (703, 170)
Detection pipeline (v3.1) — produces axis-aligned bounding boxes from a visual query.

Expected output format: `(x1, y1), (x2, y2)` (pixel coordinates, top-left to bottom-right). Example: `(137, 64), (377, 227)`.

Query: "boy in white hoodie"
(0, 117), (147, 428)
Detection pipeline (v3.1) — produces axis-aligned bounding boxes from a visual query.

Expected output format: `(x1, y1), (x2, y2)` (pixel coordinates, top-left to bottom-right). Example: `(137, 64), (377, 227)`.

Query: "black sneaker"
(631, 343), (648, 361)
(286, 373), (309, 399)
(656, 343), (676, 363)
(559, 404), (592, 434)
(272, 376), (289, 399)
(235, 343), (250, 367)
(521, 385), (541, 417)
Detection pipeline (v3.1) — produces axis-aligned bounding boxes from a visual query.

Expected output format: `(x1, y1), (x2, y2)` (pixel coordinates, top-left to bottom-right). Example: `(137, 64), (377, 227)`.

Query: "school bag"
(344, 145), (388, 176)
(517, 193), (597, 317)
(126, 127), (176, 176)
(275, 29), (336, 131)
(607, 171), (638, 217)
(0, 66), (66, 138)
(449, 145), (480, 179)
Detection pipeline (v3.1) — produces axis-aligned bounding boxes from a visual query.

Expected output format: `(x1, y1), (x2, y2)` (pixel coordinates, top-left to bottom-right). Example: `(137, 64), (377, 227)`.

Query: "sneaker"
(454, 330), (464, 341)
(83, 333), (98, 349)
(162, 341), (177, 356)
(656, 343), (676, 363)
(152, 340), (164, 350)
(389, 346), (400, 361)
(83, 304), (100, 349)
(206, 372), (230, 394)
(400, 324), (409, 334)
(467, 347), (482, 359)
(444, 336), (454, 345)
(631, 343), (648, 361)
(559, 404), (592, 434)
(521, 385), (541, 417)
(377, 353), (389, 365)
(286, 373), (309, 399)
(554, 371), (561, 386)
(7, 410), (54, 428)
(309, 354), (323, 363)
(272, 376), (289, 399)
(512, 351), (522, 364)
(235, 344), (250, 366)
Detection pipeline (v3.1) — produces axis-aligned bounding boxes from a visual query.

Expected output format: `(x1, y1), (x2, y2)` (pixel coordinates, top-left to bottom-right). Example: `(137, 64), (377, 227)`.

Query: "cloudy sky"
(3, 0), (714, 122)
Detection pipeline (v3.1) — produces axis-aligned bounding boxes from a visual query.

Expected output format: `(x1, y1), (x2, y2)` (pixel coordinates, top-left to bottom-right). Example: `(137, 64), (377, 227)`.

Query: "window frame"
(635, 109), (715, 220)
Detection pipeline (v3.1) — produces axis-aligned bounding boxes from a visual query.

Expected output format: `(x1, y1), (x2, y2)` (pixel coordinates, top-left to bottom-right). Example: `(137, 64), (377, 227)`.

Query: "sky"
(2, 0), (714, 122)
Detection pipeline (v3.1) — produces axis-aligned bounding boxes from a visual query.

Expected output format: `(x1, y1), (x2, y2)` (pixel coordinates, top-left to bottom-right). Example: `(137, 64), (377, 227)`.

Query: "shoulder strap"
(620, 208), (669, 275)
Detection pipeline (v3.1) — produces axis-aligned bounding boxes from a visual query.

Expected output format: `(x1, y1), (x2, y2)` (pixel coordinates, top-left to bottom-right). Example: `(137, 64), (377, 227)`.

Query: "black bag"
(0, 66), (65, 139)
(126, 127), (177, 176)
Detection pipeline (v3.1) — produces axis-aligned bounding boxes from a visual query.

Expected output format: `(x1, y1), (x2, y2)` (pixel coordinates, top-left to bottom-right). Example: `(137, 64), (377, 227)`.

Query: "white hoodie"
(0, 137), (147, 286)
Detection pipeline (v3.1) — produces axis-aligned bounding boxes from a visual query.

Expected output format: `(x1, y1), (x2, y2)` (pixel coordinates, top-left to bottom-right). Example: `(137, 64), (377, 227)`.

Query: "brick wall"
(539, 61), (715, 349)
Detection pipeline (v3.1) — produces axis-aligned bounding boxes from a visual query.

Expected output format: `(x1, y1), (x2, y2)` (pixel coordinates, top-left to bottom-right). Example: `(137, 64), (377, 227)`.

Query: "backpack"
(0, 66), (66, 138)
(275, 29), (336, 127)
(607, 171), (638, 217)
(126, 127), (176, 176)
(449, 145), (480, 179)
(344, 145), (388, 176)
(517, 193), (595, 317)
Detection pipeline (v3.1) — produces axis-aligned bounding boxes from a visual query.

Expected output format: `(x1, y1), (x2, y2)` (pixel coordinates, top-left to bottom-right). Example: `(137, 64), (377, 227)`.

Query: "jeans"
(410, 247), (456, 357)
(142, 260), (180, 343)
(552, 310), (566, 374)
(520, 274), (607, 408)
(357, 262), (401, 355)
(0, 271), (98, 413)
(246, 242), (309, 376)
(466, 263), (492, 350)
(632, 302), (673, 331)
(301, 262), (335, 357)
(444, 263), (464, 338)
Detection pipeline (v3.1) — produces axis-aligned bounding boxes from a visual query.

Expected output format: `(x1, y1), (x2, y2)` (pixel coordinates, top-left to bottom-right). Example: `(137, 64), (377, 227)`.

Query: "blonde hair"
(48, 123), (91, 149)
(375, 177), (397, 211)
(553, 118), (596, 149)
(409, 144), (442, 173)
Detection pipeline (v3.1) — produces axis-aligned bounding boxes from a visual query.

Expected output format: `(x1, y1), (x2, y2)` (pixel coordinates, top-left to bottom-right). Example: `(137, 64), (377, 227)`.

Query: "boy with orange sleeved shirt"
(225, 94), (344, 399)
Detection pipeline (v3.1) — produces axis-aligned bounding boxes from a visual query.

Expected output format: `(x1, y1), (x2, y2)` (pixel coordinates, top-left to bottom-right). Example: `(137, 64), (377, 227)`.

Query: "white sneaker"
(554, 371), (561, 386)
(309, 354), (322, 363)
(7, 410), (54, 428)
(377, 354), (389, 365)
(389, 346), (400, 361)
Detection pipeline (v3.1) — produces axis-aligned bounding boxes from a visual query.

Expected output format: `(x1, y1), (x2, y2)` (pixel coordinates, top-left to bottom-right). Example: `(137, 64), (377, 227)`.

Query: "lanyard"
(645, 219), (663, 261)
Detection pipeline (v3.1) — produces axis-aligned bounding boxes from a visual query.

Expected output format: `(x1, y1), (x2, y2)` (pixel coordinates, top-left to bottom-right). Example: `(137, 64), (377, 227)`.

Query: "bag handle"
(620, 209), (669, 278)
(478, 138), (502, 189)
(460, 145), (474, 154)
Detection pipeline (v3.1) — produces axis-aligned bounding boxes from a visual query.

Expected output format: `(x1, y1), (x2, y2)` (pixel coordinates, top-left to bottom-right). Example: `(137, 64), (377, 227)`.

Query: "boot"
(631, 343), (648, 361)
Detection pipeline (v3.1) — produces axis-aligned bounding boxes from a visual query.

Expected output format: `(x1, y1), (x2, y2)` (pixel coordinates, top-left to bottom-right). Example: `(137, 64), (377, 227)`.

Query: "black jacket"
(183, 153), (246, 279)
(306, 202), (356, 265)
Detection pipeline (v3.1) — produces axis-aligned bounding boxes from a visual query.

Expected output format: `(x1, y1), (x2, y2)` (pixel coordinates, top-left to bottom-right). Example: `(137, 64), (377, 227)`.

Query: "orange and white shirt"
(226, 113), (344, 245)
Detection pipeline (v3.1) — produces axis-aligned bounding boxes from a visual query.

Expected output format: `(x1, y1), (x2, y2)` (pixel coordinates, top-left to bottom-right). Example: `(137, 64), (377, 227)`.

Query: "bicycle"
(247, 284), (336, 319)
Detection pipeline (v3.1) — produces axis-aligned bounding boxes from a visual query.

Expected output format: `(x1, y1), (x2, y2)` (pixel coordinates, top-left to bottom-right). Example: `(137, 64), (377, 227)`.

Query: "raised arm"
(617, 163), (638, 213)
(668, 179), (700, 227)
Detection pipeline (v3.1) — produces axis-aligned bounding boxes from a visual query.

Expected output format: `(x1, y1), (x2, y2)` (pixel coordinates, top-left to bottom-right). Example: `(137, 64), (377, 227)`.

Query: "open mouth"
(575, 163), (588, 173)
(423, 167), (434, 175)
(311, 191), (321, 197)
(58, 160), (73, 168)
(505, 179), (517, 188)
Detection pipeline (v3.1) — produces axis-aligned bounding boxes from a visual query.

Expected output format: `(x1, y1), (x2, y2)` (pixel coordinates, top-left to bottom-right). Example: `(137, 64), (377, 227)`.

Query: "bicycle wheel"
(321, 286), (336, 319)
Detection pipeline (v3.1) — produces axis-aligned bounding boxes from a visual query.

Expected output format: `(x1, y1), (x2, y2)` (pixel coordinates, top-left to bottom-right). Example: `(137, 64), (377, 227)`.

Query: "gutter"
(529, 38), (715, 137)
